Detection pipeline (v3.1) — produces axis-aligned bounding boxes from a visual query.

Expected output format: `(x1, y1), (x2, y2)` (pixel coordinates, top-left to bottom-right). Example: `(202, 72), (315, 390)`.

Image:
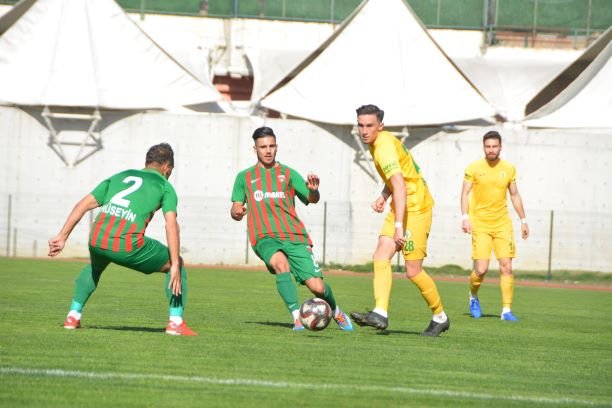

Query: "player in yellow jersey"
(350, 104), (450, 336)
(460, 130), (529, 321)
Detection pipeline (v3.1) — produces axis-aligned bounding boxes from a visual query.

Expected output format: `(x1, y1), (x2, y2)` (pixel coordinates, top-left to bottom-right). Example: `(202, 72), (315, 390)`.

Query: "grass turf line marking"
(1, 366), (606, 406)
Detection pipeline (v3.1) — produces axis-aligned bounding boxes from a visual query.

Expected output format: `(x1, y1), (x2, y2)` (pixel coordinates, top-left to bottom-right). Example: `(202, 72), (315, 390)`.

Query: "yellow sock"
(373, 260), (392, 312)
(410, 270), (443, 314)
(500, 274), (514, 309)
(470, 271), (484, 297)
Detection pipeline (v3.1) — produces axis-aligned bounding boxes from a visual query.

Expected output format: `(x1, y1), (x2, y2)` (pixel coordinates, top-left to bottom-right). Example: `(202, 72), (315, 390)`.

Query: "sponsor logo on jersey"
(382, 162), (399, 174)
(254, 190), (286, 202)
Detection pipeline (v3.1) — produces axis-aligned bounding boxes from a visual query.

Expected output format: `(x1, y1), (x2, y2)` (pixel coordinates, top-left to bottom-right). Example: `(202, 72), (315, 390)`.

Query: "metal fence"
(2, 0), (609, 32)
(2, 193), (611, 273)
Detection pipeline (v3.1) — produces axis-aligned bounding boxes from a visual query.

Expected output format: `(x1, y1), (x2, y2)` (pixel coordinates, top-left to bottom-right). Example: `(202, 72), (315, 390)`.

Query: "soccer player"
(461, 130), (529, 321)
(48, 143), (197, 336)
(230, 126), (353, 331)
(350, 105), (450, 336)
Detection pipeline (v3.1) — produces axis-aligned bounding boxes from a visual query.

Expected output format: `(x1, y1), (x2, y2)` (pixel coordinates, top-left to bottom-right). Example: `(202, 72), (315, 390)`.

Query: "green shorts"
(89, 236), (169, 274)
(254, 237), (322, 284)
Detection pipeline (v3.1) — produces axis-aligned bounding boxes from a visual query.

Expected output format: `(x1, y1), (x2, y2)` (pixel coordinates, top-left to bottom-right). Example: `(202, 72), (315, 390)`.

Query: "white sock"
(169, 316), (183, 325)
(469, 292), (478, 301)
(291, 309), (300, 321)
(502, 307), (511, 314)
(433, 311), (448, 323)
(67, 310), (82, 320)
(372, 307), (388, 318)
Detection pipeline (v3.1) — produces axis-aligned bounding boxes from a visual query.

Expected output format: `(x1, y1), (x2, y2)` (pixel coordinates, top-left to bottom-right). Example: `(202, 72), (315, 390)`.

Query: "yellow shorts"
(380, 209), (432, 261)
(472, 230), (515, 260)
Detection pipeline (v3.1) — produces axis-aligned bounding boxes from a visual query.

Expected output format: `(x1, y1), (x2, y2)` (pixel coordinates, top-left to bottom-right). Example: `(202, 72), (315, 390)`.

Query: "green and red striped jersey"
(89, 168), (178, 252)
(231, 162), (313, 247)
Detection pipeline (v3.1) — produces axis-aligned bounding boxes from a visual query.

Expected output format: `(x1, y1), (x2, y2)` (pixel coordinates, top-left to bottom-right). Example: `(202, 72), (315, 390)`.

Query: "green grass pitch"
(0, 257), (611, 407)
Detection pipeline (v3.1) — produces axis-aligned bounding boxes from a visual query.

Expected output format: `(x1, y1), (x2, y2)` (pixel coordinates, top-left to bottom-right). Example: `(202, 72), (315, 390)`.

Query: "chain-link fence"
(2, 192), (610, 273)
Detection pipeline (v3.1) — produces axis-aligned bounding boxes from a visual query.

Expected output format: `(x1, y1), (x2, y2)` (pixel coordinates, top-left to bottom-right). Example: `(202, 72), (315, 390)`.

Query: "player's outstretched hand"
(306, 174), (320, 191)
(48, 236), (66, 257)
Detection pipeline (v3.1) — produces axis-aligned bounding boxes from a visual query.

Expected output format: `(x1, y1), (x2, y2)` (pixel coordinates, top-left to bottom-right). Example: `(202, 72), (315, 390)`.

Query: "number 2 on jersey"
(110, 176), (143, 207)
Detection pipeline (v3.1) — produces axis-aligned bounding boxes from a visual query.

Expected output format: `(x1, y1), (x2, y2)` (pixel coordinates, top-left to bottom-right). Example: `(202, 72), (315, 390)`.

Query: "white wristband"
(521, 218), (527, 224)
(394, 222), (403, 229)
(461, 214), (469, 220)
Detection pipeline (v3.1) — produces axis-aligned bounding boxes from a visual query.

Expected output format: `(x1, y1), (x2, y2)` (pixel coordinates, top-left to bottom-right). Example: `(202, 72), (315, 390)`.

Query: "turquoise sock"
(69, 300), (84, 313)
(165, 265), (187, 316)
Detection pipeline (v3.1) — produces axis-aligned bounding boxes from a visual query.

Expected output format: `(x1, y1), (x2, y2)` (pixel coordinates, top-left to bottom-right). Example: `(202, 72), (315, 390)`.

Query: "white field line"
(0, 366), (607, 406)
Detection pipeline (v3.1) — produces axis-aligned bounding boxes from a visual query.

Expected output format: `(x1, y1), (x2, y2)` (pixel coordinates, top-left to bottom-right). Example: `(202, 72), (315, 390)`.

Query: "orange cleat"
(64, 316), (81, 329)
(165, 321), (198, 336)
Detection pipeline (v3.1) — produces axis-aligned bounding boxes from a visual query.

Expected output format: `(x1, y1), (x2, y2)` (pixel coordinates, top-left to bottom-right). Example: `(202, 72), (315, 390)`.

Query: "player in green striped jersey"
(231, 127), (353, 331)
(48, 143), (196, 336)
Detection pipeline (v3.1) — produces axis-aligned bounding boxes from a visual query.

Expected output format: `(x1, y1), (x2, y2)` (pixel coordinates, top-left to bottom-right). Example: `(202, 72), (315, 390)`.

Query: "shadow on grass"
(373, 329), (423, 336)
(246, 321), (293, 329)
(86, 325), (165, 333)
(462, 313), (499, 318)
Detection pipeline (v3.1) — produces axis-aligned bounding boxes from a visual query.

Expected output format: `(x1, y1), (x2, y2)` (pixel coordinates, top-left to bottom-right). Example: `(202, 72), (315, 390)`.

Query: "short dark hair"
(483, 130), (502, 144)
(145, 143), (174, 166)
(252, 126), (276, 141)
(356, 104), (384, 122)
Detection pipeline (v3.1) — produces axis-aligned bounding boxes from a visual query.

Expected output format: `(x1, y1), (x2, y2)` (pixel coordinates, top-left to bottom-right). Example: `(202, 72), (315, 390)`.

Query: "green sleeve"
(290, 168), (310, 206)
(162, 182), (178, 214)
(90, 178), (111, 205)
(231, 172), (246, 203)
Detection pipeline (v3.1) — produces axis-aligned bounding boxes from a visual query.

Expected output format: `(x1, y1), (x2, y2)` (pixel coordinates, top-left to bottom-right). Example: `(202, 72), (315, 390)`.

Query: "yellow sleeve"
(374, 137), (401, 179)
(464, 163), (475, 182)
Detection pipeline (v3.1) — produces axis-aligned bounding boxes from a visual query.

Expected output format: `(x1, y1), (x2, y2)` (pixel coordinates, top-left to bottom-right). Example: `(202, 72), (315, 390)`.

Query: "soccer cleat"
(350, 310), (388, 330)
(333, 310), (354, 331)
(469, 298), (482, 318)
(63, 316), (81, 329)
(165, 321), (198, 336)
(421, 318), (450, 337)
(292, 319), (305, 331)
(501, 311), (519, 322)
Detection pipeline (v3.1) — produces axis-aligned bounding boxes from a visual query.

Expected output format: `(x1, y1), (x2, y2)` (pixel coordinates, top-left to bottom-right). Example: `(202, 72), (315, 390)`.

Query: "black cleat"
(350, 310), (388, 330)
(421, 317), (450, 337)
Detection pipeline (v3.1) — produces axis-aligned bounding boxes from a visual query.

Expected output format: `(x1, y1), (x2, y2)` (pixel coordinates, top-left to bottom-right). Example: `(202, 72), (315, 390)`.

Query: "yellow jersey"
(464, 158), (516, 231)
(370, 131), (434, 214)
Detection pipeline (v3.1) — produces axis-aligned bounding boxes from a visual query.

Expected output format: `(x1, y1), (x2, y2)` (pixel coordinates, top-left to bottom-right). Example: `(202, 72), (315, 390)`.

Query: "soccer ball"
(299, 298), (332, 331)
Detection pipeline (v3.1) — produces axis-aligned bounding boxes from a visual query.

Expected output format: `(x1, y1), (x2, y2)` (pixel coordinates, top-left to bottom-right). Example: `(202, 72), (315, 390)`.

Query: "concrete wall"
(1, 106), (611, 272)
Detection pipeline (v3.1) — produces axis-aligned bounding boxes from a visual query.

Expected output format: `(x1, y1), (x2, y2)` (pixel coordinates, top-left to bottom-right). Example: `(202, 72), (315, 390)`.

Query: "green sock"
(275, 272), (299, 314)
(165, 265), (187, 316)
(321, 283), (337, 311)
(72, 264), (103, 306)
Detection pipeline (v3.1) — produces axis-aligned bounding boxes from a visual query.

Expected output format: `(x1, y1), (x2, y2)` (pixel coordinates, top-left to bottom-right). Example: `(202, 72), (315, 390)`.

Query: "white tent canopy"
(0, 0), (221, 110)
(523, 27), (612, 129)
(245, 47), (311, 106)
(260, 0), (496, 126)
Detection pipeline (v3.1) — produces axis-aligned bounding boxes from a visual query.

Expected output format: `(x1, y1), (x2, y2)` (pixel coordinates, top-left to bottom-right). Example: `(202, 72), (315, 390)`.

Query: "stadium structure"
(0, 0), (610, 272)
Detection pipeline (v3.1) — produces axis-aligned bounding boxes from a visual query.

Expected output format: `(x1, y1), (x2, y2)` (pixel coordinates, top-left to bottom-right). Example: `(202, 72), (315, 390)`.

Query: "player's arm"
(164, 211), (182, 296)
(508, 181), (529, 239)
(231, 201), (247, 221)
(306, 173), (320, 204)
(230, 173), (248, 220)
(389, 173), (406, 249)
(48, 194), (100, 257)
(372, 185), (391, 213)
(460, 180), (473, 234)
